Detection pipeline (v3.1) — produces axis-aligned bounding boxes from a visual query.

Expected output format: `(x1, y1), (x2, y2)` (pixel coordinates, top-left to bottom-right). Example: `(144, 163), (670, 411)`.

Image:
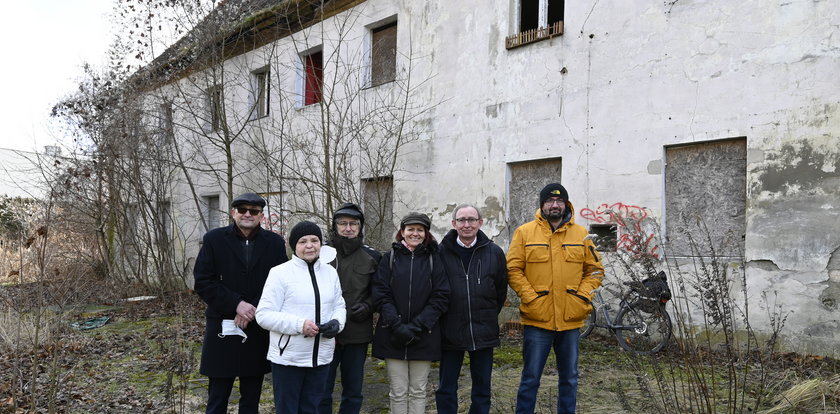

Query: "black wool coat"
(371, 241), (450, 361)
(438, 229), (508, 351)
(193, 224), (288, 377)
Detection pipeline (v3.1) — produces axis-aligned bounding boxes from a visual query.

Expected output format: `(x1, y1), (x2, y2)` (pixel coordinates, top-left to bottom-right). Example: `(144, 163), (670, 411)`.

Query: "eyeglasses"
(235, 207), (263, 215)
(336, 220), (360, 227)
(543, 199), (565, 206)
(454, 217), (480, 224)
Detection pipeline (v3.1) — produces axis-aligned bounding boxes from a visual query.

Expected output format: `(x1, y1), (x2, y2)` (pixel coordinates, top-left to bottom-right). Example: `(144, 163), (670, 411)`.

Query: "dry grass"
(759, 375), (840, 414)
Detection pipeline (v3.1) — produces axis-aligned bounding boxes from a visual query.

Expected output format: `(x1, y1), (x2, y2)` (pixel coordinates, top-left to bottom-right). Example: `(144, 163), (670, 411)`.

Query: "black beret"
(231, 192), (266, 208)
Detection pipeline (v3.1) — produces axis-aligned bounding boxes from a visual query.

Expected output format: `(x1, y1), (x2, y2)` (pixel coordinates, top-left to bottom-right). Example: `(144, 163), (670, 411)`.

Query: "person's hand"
(317, 319), (341, 338)
(391, 322), (420, 345)
(303, 320), (319, 337)
(405, 322), (423, 336)
(236, 301), (256, 323)
(348, 303), (371, 322)
(234, 314), (250, 329)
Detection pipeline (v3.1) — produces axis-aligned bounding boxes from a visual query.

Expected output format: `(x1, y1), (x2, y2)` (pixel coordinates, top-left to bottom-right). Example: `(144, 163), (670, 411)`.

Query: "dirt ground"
(1, 290), (839, 413)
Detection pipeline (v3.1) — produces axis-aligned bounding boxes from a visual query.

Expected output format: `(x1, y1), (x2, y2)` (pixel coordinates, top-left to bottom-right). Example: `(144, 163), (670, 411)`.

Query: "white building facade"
(138, 0), (840, 355)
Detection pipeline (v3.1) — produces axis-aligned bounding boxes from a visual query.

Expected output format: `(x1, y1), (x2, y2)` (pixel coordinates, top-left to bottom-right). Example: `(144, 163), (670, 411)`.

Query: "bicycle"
(580, 271), (673, 355)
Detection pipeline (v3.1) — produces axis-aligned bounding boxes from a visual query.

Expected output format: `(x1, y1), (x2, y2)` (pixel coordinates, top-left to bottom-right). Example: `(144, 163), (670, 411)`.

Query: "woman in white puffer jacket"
(256, 221), (346, 414)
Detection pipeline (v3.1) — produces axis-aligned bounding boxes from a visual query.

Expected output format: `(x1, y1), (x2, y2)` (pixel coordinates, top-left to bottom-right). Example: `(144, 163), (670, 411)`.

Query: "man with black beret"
(507, 183), (605, 414)
(194, 192), (288, 413)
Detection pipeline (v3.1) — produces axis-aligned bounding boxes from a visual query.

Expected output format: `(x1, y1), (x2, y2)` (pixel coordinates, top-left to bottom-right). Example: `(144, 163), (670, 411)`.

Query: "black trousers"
(206, 375), (265, 414)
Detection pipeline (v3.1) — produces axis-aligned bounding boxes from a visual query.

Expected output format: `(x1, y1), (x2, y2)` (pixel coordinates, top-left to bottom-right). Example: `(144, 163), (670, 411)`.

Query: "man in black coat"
(435, 204), (508, 414)
(319, 202), (381, 414)
(194, 193), (288, 414)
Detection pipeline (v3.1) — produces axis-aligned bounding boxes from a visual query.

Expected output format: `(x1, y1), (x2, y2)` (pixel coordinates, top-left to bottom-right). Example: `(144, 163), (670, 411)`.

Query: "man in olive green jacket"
(507, 183), (604, 414)
(319, 203), (380, 414)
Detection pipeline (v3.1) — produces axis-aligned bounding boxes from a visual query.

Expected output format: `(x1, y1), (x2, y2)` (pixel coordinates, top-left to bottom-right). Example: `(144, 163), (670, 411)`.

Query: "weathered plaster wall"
(157, 0), (839, 354)
(392, 0), (840, 354)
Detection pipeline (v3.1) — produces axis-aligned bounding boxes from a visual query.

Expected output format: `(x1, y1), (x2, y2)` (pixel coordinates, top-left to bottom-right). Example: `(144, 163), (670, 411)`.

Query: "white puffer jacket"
(256, 246), (345, 367)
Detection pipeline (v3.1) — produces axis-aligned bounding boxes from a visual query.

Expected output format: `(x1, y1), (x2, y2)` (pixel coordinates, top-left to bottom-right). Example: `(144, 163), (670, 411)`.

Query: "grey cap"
(400, 212), (431, 229)
(231, 192), (266, 208)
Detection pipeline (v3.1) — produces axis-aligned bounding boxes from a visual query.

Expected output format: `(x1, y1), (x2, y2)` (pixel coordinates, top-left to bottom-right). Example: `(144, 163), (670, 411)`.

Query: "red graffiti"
(579, 203), (648, 225)
(260, 212), (288, 237)
(580, 202), (659, 259)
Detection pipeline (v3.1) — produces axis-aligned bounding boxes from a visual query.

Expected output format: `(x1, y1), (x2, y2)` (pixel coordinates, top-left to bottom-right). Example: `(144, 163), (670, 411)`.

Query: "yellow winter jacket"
(507, 204), (605, 331)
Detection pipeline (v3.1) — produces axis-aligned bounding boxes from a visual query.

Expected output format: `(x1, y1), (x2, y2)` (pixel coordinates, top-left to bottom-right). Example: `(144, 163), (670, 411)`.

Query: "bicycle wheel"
(580, 309), (596, 339)
(614, 304), (672, 355)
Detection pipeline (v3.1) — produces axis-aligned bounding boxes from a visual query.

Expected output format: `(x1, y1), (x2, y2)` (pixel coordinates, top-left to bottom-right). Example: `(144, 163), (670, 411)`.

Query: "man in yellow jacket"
(507, 183), (605, 414)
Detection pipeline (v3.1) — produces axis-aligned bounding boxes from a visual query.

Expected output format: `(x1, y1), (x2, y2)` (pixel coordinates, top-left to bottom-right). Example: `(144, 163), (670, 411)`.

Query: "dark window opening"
(589, 224), (617, 252)
(547, 0), (564, 25)
(303, 51), (323, 106)
(520, 0), (539, 32)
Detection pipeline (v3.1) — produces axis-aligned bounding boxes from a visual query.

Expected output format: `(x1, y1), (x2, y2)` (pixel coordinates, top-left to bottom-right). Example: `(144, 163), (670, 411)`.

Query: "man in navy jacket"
(194, 193), (288, 414)
(435, 204), (508, 414)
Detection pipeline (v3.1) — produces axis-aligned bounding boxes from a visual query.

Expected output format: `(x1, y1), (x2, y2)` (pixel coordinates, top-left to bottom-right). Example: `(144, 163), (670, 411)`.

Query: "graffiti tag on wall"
(260, 210), (288, 237)
(580, 202), (660, 259)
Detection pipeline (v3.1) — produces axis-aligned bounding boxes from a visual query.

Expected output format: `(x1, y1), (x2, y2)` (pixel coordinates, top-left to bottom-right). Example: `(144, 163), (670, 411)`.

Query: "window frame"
(300, 48), (324, 107)
(250, 66), (270, 120)
(202, 195), (221, 231)
(506, 0), (565, 49)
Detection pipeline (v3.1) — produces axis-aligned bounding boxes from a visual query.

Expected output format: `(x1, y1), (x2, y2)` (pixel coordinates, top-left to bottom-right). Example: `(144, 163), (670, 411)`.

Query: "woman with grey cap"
(371, 212), (450, 414)
(256, 221), (346, 414)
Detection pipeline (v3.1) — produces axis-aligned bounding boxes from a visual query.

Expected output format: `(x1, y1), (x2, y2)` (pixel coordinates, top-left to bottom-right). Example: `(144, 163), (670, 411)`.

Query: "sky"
(0, 1), (114, 153)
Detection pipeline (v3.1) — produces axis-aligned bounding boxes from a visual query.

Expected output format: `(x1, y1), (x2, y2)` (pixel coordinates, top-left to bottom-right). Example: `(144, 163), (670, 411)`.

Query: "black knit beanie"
(289, 221), (322, 250)
(539, 183), (569, 206)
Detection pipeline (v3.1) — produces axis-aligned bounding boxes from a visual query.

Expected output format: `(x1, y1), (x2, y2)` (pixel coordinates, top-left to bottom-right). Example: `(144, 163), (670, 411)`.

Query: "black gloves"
(391, 322), (423, 346)
(348, 303), (372, 322)
(318, 319), (341, 338)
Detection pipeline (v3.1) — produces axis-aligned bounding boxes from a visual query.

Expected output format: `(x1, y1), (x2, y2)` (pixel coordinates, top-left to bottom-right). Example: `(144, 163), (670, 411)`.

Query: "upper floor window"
(251, 67), (270, 119)
(302, 49), (323, 106)
(156, 101), (173, 145)
(506, 0), (564, 49)
(370, 21), (397, 87)
(207, 85), (223, 131)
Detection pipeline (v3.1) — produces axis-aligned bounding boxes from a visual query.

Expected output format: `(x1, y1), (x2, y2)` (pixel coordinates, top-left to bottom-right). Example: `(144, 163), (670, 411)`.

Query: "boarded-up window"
(207, 85), (223, 131)
(665, 138), (746, 256)
(371, 21), (397, 87)
(362, 177), (394, 251)
(303, 50), (323, 106)
(508, 158), (563, 231)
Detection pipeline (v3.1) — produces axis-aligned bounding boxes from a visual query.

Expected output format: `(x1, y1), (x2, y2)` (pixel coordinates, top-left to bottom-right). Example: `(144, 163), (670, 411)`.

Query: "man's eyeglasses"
(454, 217), (480, 224)
(235, 207), (263, 216)
(543, 199), (565, 206)
(336, 220), (360, 227)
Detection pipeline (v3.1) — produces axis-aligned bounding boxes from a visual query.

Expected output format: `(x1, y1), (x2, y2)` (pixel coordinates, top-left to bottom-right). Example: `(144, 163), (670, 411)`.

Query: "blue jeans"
(515, 326), (580, 414)
(435, 348), (494, 414)
(319, 342), (368, 414)
(272, 363), (330, 414)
